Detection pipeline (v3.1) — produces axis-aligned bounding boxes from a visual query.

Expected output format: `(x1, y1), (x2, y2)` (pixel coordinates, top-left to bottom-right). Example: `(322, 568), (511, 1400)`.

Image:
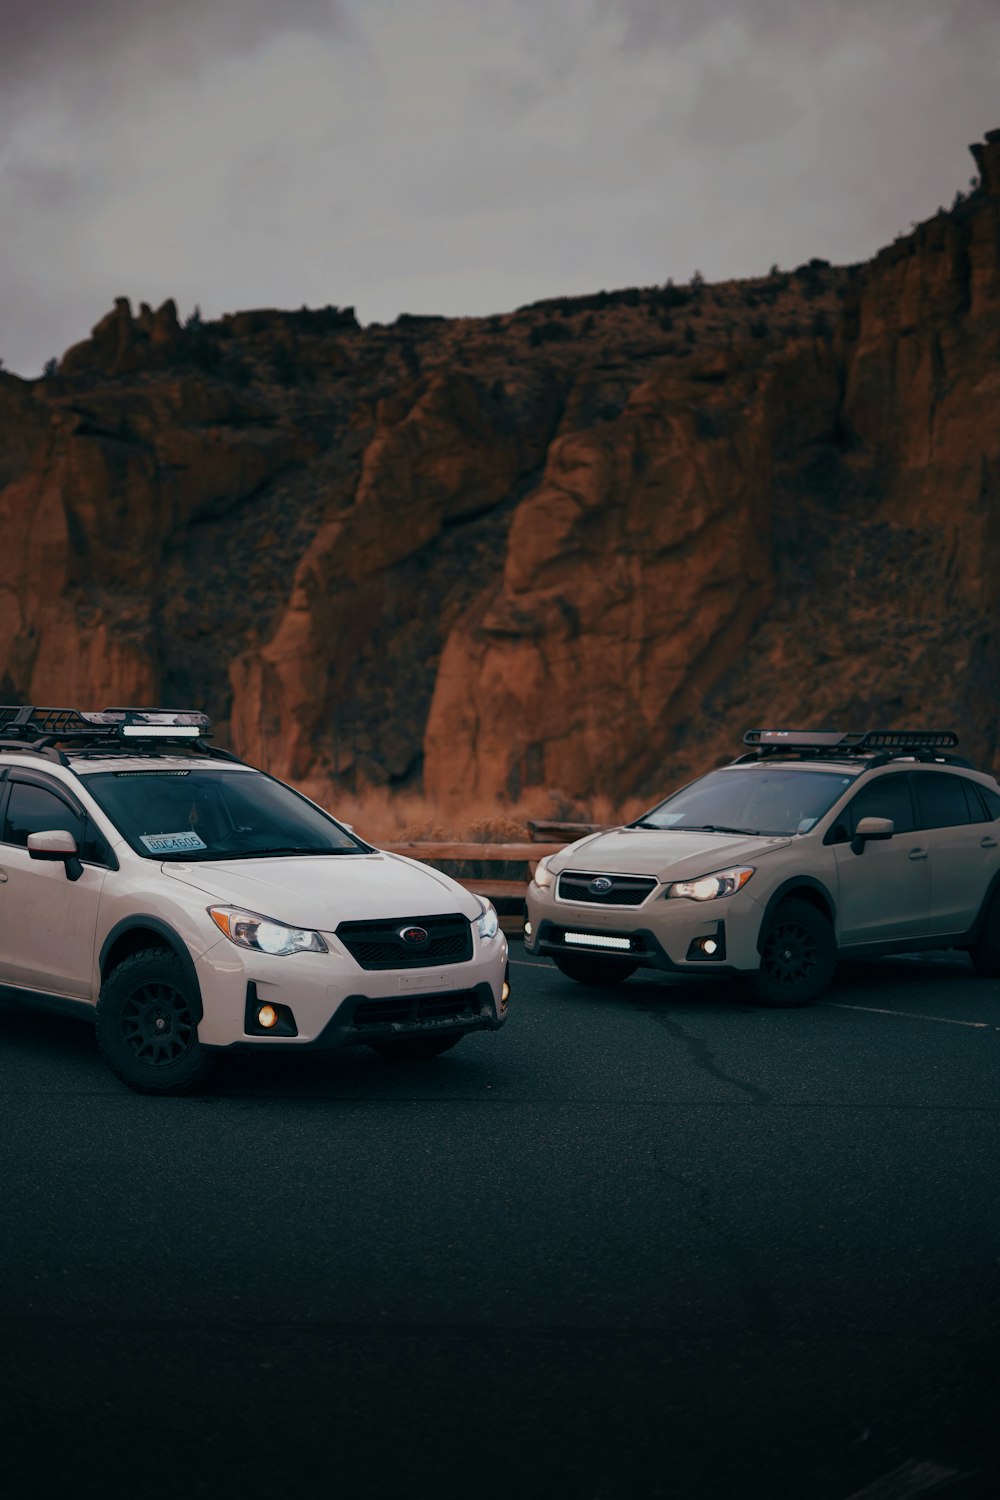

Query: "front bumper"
(227, 979), (504, 1052)
(194, 931), (509, 1048)
(524, 881), (762, 974)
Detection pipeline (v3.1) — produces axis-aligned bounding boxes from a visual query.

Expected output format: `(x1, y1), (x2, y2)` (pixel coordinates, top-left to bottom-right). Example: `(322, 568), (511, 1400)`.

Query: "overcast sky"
(1, 0), (997, 375)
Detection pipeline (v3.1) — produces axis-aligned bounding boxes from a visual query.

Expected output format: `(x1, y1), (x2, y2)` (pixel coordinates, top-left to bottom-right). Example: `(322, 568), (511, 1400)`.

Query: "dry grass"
(291, 780), (650, 844)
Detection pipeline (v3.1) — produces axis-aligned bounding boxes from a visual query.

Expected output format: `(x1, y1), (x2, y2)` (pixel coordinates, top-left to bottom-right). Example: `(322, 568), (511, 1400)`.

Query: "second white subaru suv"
(0, 706), (509, 1093)
(525, 729), (1000, 1005)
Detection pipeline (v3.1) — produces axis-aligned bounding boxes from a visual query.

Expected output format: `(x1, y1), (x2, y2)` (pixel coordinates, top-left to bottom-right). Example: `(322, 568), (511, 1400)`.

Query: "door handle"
(0, 868), (7, 883)
(981, 837), (998, 849)
(908, 848), (928, 861)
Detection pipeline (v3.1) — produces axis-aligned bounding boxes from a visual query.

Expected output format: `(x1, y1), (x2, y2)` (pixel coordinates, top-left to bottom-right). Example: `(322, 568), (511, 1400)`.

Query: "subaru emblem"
(399, 925), (429, 945)
(589, 877), (613, 895)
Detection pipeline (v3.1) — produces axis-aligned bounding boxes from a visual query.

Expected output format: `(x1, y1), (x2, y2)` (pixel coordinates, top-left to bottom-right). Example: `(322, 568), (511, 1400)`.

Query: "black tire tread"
(97, 948), (214, 1096)
(752, 898), (836, 1008)
(970, 889), (1000, 977)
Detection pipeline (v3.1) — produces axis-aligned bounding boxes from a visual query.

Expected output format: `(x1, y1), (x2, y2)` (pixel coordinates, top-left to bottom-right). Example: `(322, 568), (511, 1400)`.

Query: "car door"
(0, 772), (111, 1000)
(827, 771), (929, 945)
(911, 772), (998, 937)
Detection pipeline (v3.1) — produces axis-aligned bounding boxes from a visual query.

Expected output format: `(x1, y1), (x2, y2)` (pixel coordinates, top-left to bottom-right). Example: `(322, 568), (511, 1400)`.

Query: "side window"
(962, 782), (989, 824)
(2, 782), (103, 863)
(840, 775), (915, 838)
(971, 783), (1000, 821)
(912, 772), (973, 831)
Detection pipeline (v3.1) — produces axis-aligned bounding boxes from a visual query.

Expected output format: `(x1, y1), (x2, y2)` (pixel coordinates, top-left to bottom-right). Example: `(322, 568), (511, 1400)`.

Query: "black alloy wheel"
(97, 949), (214, 1095)
(752, 898), (836, 1007)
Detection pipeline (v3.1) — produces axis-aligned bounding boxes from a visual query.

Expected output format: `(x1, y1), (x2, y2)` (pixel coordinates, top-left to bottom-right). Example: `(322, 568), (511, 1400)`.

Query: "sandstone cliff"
(2, 133), (999, 809)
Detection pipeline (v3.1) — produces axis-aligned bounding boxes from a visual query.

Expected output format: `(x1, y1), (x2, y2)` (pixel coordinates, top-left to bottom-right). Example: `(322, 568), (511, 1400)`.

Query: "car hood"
(549, 827), (791, 882)
(161, 851), (481, 930)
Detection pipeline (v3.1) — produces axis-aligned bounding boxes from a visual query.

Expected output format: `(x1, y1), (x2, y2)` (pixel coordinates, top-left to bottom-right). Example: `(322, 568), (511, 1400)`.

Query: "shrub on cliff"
(651, 280), (691, 310)
(528, 320), (575, 347)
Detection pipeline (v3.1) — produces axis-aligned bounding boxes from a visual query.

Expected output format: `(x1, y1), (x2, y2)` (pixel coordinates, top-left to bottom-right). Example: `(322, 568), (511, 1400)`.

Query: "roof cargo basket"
(743, 729), (959, 752)
(740, 728), (966, 766)
(0, 705), (212, 746)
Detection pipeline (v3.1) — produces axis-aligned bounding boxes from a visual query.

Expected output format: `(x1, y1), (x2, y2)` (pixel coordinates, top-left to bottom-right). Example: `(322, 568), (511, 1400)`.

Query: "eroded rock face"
(1, 134), (999, 807)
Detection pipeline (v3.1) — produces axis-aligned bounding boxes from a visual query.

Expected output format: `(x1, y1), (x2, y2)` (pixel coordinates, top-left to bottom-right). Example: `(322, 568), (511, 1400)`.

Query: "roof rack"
(738, 728), (970, 768)
(0, 705), (214, 761)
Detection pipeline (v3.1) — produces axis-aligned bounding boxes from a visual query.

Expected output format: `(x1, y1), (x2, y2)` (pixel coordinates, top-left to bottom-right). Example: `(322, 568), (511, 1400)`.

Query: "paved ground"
(1, 945), (998, 1499)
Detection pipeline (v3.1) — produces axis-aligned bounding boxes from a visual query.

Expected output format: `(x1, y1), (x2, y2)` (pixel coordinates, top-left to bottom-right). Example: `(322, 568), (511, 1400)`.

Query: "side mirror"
(27, 829), (84, 882)
(851, 816), (894, 857)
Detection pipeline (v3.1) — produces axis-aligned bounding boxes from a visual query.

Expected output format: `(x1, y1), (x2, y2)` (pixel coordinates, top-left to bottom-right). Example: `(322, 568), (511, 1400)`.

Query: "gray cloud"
(606, 0), (992, 49)
(0, 0), (349, 92)
(1, 0), (998, 376)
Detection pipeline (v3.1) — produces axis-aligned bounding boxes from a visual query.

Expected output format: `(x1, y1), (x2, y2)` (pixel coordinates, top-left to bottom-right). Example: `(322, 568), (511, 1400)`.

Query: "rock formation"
(1, 132), (999, 810)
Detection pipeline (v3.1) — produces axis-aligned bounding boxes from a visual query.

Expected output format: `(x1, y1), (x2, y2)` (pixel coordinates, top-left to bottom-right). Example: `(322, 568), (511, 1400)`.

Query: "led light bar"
(120, 724), (202, 738)
(564, 932), (632, 951)
(744, 730), (865, 749)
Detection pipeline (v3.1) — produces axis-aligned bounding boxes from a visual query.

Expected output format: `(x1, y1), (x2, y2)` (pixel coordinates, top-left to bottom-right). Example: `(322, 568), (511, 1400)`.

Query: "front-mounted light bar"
(564, 931), (632, 951)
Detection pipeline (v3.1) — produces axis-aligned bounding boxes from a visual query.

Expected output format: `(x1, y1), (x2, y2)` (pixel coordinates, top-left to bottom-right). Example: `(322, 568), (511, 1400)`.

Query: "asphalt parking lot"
(1, 944), (998, 1499)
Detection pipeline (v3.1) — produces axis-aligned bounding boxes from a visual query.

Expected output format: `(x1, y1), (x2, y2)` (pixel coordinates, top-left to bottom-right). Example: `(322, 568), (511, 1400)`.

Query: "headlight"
(209, 906), (327, 956)
(532, 855), (556, 890)
(666, 866), (755, 902)
(475, 900), (500, 941)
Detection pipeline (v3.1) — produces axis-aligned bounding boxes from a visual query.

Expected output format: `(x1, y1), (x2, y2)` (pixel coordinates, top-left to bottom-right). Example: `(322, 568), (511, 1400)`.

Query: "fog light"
(685, 927), (726, 962)
(257, 1004), (278, 1029)
(524, 920), (533, 938)
(502, 980), (510, 1004)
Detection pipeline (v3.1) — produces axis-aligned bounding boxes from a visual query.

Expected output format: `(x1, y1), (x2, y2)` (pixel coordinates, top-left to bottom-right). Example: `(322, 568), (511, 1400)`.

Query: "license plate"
(397, 971), (453, 991)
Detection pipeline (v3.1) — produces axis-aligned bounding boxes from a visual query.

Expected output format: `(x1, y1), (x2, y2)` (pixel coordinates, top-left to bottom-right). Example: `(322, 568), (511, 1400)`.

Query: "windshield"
(83, 768), (372, 860)
(633, 767), (858, 837)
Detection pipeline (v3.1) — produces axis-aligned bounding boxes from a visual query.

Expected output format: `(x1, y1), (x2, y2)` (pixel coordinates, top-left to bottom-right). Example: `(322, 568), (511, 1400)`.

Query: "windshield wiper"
(686, 824), (761, 836)
(223, 845), (364, 858)
(166, 845), (365, 861)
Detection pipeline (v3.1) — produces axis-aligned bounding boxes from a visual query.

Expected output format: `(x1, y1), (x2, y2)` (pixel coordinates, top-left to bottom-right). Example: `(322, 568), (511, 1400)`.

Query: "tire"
(368, 1032), (465, 1061)
(752, 899), (836, 1008)
(552, 953), (638, 987)
(97, 949), (214, 1095)
(970, 889), (1000, 976)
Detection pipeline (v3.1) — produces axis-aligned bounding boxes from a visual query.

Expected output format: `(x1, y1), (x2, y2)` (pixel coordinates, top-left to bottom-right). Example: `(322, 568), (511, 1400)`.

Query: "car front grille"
(336, 914), (473, 970)
(557, 871), (658, 906)
(351, 990), (482, 1029)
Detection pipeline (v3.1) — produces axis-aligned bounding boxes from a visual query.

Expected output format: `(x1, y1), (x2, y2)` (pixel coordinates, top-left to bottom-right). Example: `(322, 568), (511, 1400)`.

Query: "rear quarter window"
(970, 782), (1000, 821)
(912, 772), (974, 830)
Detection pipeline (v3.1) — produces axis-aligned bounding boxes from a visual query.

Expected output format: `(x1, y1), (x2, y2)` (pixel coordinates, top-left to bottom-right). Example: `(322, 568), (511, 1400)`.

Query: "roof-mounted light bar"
(743, 730), (866, 749)
(120, 724), (202, 739)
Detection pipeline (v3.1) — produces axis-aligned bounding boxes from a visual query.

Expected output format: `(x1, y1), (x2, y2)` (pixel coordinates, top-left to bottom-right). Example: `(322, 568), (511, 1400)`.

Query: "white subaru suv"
(525, 730), (1000, 1005)
(0, 706), (509, 1093)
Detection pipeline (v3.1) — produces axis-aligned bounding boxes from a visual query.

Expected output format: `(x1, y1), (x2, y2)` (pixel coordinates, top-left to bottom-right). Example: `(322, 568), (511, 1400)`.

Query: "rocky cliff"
(2, 132), (999, 809)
